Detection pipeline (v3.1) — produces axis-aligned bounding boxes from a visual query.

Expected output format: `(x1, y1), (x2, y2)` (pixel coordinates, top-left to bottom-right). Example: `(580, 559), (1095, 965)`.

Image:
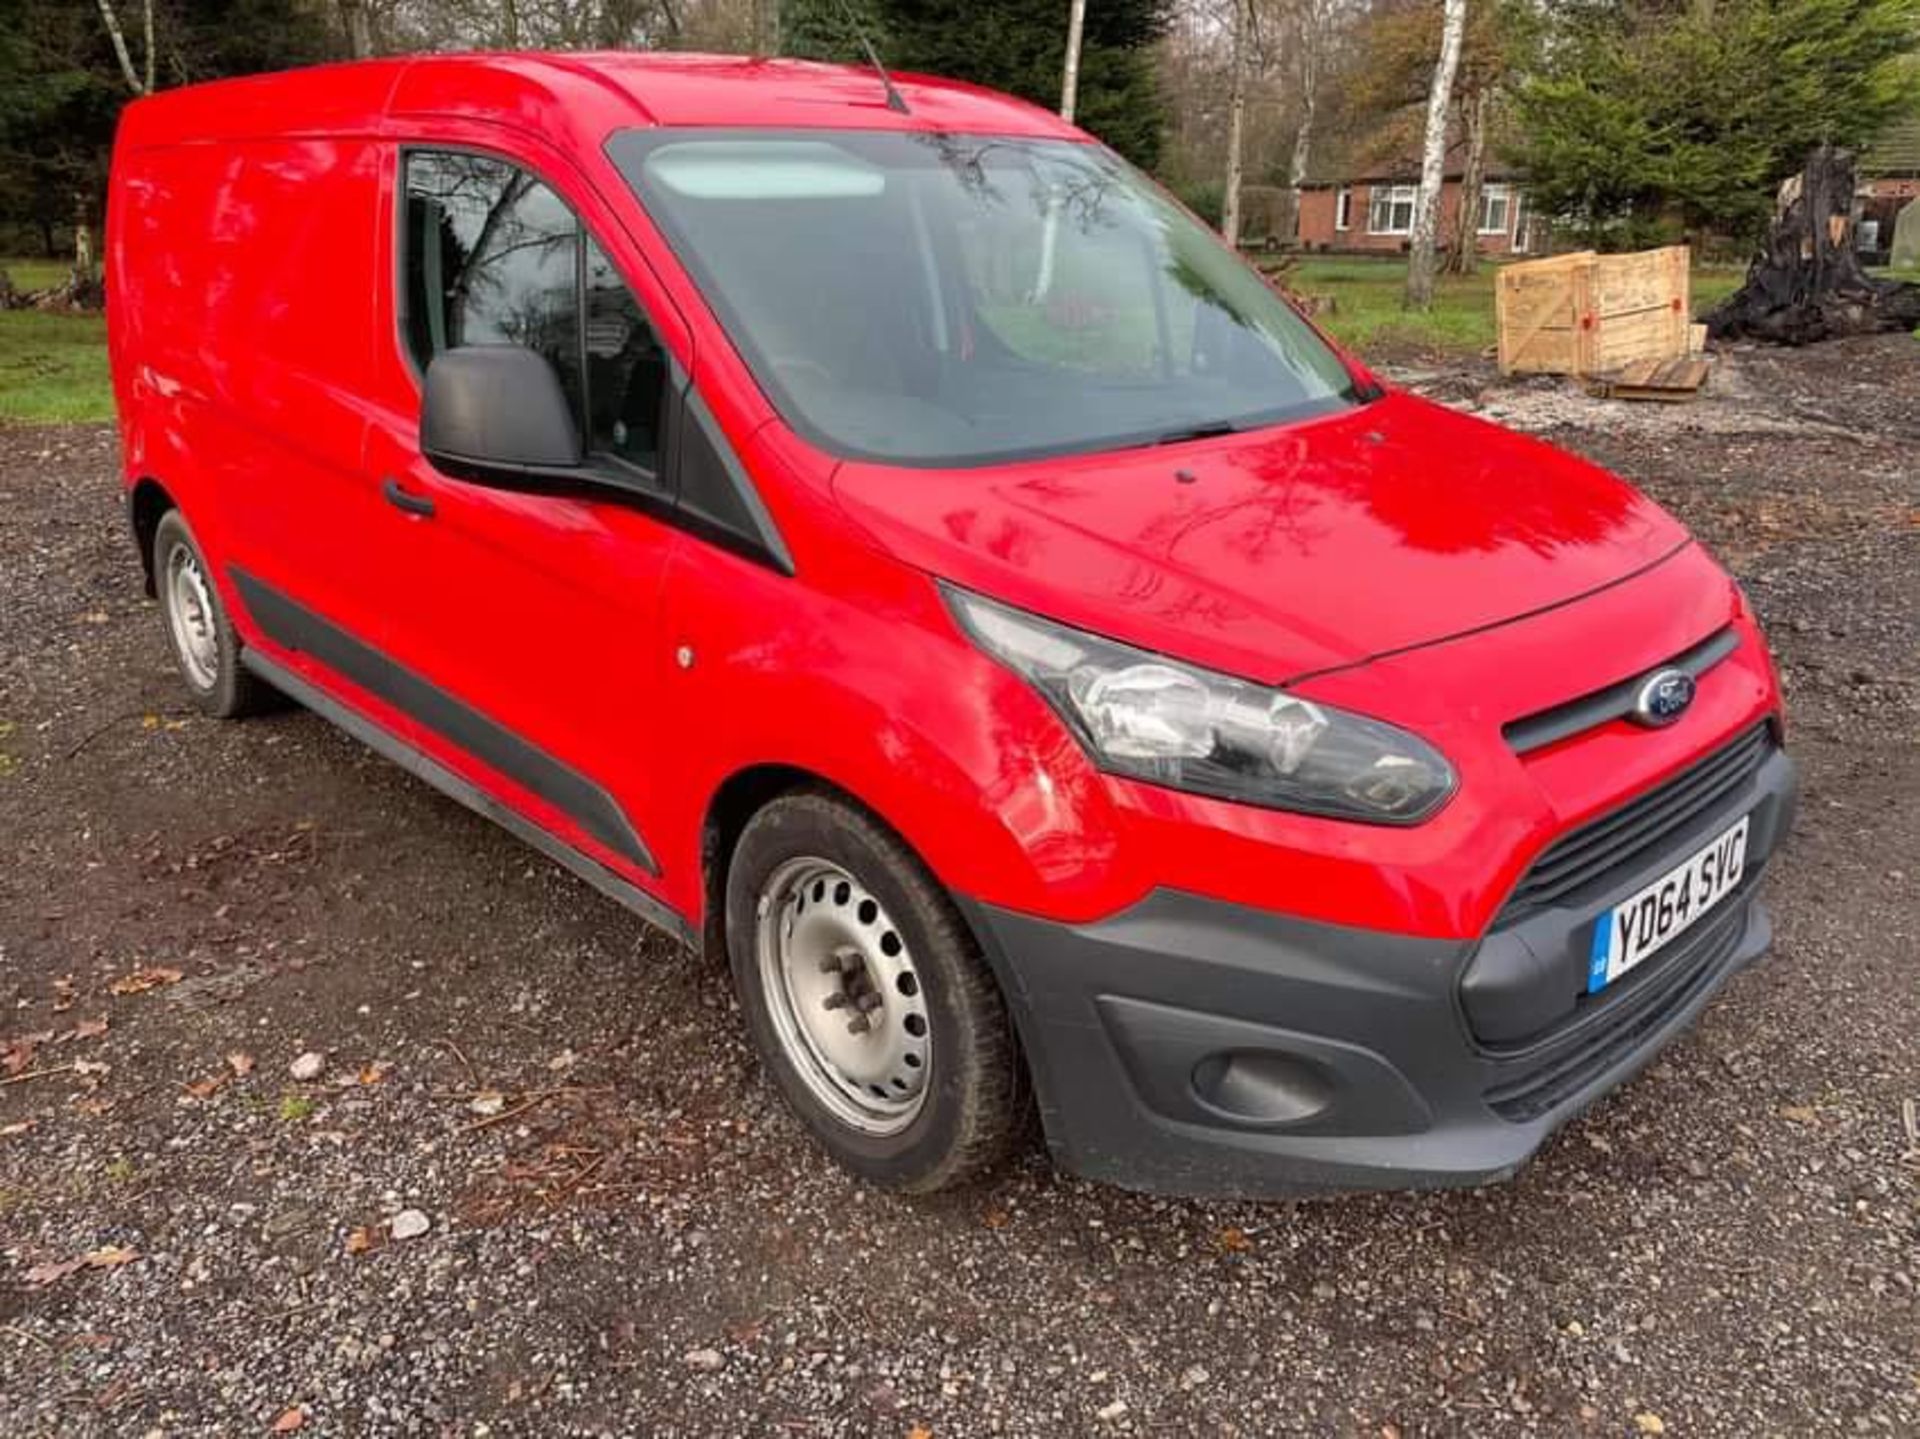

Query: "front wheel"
(725, 793), (1024, 1192)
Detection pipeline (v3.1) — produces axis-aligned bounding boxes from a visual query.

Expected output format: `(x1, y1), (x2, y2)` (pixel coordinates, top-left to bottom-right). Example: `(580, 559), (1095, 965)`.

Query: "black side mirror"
(420, 345), (583, 480)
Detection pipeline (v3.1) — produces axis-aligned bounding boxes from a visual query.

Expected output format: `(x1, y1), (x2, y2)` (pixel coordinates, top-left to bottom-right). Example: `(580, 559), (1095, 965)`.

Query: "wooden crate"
(1497, 245), (1692, 377)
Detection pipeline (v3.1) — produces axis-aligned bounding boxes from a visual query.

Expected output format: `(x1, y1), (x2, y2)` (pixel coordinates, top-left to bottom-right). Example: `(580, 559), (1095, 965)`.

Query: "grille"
(1497, 724), (1772, 925)
(1484, 894), (1747, 1122)
(1502, 627), (1738, 755)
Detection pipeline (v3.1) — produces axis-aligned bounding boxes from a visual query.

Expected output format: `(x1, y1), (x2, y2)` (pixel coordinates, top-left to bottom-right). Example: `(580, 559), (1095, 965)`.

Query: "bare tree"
(749, 0), (776, 55)
(1444, 86), (1491, 274)
(1060, 0), (1088, 121)
(1282, 0), (1343, 242)
(340, 0), (375, 55)
(1405, 0), (1466, 310)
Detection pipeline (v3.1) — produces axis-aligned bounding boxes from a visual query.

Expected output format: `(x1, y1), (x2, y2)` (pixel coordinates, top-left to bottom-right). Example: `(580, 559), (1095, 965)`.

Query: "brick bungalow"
(1861, 116), (1920, 205)
(1296, 159), (1539, 257)
(1856, 115), (1919, 263)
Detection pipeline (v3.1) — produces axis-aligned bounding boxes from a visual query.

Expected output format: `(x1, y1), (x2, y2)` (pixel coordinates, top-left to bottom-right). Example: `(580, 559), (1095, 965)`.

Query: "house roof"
(1301, 108), (1522, 188)
(1863, 115), (1920, 177)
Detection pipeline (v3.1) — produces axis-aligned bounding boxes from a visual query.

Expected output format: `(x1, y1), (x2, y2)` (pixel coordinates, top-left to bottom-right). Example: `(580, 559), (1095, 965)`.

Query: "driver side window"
(401, 149), (667, 476)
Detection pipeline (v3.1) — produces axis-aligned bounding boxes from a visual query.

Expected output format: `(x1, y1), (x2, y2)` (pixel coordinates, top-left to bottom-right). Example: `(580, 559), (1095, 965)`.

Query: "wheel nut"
(846, 1016), (872, 1036)
(823, 992), (849, 1011)
(854, 991), (882, 1013)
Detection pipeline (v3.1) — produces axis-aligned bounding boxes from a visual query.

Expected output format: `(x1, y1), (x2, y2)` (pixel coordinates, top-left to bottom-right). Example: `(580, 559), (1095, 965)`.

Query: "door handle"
(382, 476), (435, 518)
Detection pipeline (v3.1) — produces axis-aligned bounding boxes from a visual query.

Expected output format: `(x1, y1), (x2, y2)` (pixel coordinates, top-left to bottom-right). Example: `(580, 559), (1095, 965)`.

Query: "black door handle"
(382, 476), (435, 518)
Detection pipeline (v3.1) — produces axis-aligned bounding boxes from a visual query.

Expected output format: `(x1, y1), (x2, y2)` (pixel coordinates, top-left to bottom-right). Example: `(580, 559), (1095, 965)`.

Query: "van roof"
(117, 51), (1083, 149)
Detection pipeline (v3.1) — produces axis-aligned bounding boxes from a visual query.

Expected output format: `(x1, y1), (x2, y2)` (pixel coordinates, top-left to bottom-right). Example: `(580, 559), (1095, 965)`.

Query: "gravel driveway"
(2, 337), (1916, 1436)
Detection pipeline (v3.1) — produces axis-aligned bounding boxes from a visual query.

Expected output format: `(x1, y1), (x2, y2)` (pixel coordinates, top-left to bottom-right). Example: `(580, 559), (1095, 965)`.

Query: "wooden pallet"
(1597, 355), (1712, 402)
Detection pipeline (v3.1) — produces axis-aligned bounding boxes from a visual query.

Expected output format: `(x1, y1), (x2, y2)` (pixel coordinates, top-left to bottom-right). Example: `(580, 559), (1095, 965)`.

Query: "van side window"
(402, 150), (666, 477)
(583, 235), (665, 472)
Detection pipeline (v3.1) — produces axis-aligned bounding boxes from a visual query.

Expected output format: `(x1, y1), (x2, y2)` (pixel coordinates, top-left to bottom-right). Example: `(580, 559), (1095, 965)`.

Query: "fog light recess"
(1190, 1050), (1334, 1126)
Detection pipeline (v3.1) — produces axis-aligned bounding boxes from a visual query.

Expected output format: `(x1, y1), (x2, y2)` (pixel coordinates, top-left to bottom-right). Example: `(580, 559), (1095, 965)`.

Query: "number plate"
(1587, 815), (1749, 993)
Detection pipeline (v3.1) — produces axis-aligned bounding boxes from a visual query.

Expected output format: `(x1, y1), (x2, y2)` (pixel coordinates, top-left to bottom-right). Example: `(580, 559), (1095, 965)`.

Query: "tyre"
(152, 509), (271, 719)
(725, 792), (1024, 1191)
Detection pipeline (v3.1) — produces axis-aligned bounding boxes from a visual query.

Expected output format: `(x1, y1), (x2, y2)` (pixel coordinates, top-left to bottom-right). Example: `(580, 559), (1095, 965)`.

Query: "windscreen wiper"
(1153, 420), (1238, 446)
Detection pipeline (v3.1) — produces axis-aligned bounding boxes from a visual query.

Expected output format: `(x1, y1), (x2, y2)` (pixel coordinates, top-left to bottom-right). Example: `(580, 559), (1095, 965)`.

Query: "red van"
(107, 53), (1796, 1197)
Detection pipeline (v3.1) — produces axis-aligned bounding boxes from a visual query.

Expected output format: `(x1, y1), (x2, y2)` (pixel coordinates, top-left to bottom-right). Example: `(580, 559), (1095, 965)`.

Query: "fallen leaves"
(183, 1073), (229, 1102)
(72, 1016), (109, 1041)
(343, 1227), (375, 1256)
(271, 1405), (307, 1432)
(227, 1051), (256, 1078)
(109, 966), (184, 996)
(1634, 1412), (1667, 1435)
(2, 1032), (52, 1076)
(1216, 1226), (1254, 1254)
(25, 1245), (142, 1288)
(1779, 1103), (1819, 1125)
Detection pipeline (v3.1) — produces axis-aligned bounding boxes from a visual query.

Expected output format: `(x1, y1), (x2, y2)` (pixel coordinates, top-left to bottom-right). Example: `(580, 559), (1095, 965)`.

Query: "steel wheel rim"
(754, 857), (931, 1135)
(165, 541), (219, 690)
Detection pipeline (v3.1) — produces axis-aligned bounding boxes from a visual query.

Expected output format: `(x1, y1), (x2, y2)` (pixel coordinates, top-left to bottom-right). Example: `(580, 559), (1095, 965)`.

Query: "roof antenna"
(831, 0), (911, 114)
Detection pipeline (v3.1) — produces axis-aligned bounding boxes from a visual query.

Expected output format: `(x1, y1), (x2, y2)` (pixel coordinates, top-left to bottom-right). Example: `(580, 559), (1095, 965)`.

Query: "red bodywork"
(106, 54), (1783, 950)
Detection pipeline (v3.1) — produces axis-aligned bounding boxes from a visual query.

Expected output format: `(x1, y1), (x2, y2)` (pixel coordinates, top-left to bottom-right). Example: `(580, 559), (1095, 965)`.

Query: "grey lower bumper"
(959, 748), (1797, 1198)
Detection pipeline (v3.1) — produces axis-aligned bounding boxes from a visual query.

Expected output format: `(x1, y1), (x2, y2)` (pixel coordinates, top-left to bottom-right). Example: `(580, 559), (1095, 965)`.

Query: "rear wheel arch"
(129, 476), (177, 596)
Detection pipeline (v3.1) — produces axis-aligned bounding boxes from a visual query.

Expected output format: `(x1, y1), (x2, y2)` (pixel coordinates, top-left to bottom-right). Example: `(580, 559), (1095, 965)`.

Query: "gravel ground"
(1, 337), (1916, 1437)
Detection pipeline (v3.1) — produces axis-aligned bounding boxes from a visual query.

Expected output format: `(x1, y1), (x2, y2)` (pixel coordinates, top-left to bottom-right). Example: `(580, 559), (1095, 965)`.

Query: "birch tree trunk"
(1221, 0), (1250, 248)
(1404, 0), (1466, 309)
(1286, 63), (1317, 244)
(94, 0), (149, 95)
(75, 191), (96, 280)
(1060, 0), (1087, 122)
(1444, 87), (1489, 276)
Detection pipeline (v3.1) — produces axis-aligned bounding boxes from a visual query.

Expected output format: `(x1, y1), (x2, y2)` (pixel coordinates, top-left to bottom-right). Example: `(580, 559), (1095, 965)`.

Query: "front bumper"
(959, 745), (1798, 1198)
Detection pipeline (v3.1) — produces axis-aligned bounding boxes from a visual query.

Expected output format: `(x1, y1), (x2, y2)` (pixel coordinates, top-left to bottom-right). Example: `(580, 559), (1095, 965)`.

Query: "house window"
(1367, 184), (1416, 236)
(1479, 182), (1513, 235)
(1335, 187), (1352, 232)
(1509, 190), (1529, 252)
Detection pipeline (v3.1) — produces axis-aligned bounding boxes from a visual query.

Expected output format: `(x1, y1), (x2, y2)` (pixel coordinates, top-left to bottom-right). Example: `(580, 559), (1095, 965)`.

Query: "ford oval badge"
(1631, 668), (1696, 727)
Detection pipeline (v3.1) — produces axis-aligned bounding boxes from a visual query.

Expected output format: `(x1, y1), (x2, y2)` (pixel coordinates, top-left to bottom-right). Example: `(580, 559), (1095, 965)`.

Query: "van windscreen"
(608, 130), (1360, 468)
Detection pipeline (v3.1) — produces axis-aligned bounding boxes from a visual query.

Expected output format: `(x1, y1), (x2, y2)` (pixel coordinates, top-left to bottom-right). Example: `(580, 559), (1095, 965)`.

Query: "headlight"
(946, 587), (1456, 824)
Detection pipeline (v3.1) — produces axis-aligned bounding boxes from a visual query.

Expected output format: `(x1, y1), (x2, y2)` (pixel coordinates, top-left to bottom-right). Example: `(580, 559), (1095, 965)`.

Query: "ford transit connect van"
(108, 53), (1796, 1197)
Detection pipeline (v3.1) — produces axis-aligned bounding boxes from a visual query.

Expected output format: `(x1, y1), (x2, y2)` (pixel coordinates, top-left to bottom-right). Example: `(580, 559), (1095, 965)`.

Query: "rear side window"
(402, 150), (668, 476)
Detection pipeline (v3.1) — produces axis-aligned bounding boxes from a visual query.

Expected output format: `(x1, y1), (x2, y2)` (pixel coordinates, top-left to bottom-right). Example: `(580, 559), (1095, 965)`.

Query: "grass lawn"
(1, 257), (114, 425)
(1278, 254), (1748, 358)
(0, 310), (111, 424)
(3, 256), (75, 292)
